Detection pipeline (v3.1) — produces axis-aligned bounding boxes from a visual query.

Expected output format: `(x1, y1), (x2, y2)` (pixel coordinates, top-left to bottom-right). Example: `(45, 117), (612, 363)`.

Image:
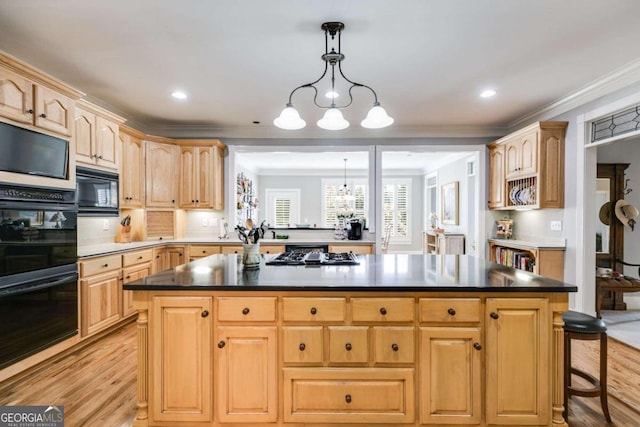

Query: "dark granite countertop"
(124, 254), (578, 292)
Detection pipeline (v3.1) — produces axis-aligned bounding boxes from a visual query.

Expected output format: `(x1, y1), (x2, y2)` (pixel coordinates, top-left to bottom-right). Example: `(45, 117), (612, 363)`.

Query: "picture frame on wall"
(441, 181), (459, 225)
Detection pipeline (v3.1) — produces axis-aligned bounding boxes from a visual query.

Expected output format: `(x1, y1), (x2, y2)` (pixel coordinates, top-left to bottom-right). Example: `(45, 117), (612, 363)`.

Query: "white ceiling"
(1, 0), (640, 139)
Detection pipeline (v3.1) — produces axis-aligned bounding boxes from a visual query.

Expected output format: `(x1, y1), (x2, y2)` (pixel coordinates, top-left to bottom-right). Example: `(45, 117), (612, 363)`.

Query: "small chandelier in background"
(274, 22), (394, 131)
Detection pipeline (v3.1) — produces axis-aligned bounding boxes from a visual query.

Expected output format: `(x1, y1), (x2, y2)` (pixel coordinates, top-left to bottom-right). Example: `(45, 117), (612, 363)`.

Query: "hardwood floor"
(0, 321), (639, 426)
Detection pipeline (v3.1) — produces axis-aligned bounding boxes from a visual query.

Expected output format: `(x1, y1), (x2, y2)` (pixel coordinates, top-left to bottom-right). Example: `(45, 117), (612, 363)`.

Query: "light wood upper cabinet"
(74, 100), (124, 171)
(145, 140), (178, 208)
(179, 145), (214, 209)
(213, 145), (224, 210)
(0, 68), (34, 124)
(488, 144), (505, 209)
(488, 121), (567, 210)
(119, 127), (145, 208)
(0, 68), (74, 137)
(151, 296), (212, 423)
(485, 298), (550, 425)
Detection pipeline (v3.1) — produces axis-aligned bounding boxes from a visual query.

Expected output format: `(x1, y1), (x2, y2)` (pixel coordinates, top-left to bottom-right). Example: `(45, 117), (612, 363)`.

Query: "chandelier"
(274, 22), (394, 131)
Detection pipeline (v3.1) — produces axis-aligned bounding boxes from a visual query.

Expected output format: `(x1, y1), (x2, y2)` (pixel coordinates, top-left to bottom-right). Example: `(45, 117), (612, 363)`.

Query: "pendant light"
(274, 22), (393, 131)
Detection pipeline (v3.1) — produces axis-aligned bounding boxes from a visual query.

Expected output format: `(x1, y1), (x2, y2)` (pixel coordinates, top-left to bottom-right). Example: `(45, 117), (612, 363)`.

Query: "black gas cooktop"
(265, 251), (360, 266)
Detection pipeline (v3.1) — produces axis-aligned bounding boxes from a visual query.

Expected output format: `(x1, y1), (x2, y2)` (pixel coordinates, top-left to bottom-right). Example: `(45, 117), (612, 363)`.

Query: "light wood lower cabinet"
(79, 254), (123, 337)
(131, 292), (567, 427)
(150, 296), (212, 423)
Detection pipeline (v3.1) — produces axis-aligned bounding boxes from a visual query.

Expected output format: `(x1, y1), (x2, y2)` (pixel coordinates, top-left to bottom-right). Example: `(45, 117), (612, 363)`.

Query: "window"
(425, 173), (438, 228)
(383, 178), (411, 243)
(265, 189), (300, 227)
(321, 179), (368, 227)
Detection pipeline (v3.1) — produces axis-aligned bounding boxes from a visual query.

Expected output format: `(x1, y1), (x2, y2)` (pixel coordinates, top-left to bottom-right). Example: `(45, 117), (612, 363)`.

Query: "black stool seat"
(563, 310), (607, 333)
(563, 310), (611, 423)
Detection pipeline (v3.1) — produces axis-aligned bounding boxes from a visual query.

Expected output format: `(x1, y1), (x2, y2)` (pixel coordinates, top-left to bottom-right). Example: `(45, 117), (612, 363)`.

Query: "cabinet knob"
(310, 307), (317, 315)
(138, 256), (143, 259)
(201, 310), (209, 318)
(39, 113), (46, 118)
(98, 155), (103, 159)
(242, 307), (250, 315)
(391, 343), (399, 352)
(103, 263), (109, 267)
(191, 200), (195, 203)
(217, 340), (225, 348)
(490, 312), (499, 320)
(345, 394), (352, 403)
(196, 200), (199, 203)
(126, 275), (131, 279)
(379, 307), (387, 315)
(299, 343), (306, 351)
(345, 343), (352, 351)
(473, 342), (482, 351)
(202, 250), (207, 253)
(447, 308), (456, 316)
(26, 109), (34, 114)
(172, 200), (175, 203)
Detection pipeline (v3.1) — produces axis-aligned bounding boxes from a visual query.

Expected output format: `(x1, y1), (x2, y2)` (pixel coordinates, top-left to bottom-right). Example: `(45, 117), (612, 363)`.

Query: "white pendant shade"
(273, 104), (306, 130)
(361, 104), (394, 129)
(317, 108), (349, 130)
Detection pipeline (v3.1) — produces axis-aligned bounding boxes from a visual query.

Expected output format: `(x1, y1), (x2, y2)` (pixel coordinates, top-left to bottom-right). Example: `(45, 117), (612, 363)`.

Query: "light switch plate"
(202, 217), (208, 227)
(550, 220), (562, 231)
(103, 219), (109, 231)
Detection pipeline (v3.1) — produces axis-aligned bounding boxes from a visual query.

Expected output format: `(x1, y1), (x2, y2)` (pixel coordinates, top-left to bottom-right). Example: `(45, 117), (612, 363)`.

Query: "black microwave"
(76, 167), (119, 216)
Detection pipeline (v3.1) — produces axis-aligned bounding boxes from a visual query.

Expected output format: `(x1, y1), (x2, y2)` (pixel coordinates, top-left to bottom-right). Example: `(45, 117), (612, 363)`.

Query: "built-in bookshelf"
(488, 239), (565, 281)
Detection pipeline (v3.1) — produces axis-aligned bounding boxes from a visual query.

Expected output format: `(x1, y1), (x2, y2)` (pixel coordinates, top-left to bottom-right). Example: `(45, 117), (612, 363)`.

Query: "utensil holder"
(243, 242), (261, 269)
(115, 225), (132, 243)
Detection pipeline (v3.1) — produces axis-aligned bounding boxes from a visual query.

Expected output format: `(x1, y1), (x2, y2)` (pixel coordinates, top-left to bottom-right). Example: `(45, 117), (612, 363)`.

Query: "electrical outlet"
(103, 219), (109, 231)
(210, 217), (218, 227)
(550, 220), (562, 231)
(202, 217), (208, 227)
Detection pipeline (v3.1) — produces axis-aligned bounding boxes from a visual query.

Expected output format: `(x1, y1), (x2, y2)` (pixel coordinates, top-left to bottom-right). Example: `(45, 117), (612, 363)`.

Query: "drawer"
(282, 326), (323, 364)
(419, 298), (481, 323)
(217, 297), (276, 322)
(122, 249), (153, 267)
(79, 254), (122, 277)
(328, 245), (373, 255)
(373, 326), (415, 364)
(328, 326), (368, 364)
(122, 264), (151, 284)
(351, 298), (414, 322)
(220, 245), (242, 254)
(189, 245), (220, 257)
(283, 297), (346, 322)
(283, 368), (415, 424)
(260, 245), (285, 254)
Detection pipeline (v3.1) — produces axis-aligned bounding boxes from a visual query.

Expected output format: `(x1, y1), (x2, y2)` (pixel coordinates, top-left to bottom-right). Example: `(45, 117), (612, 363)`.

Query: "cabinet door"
(488, 144), (505, 209)
(80, 270), (121, 337)
(120, 133), (144, 207)
(505, 139), (520, 178)
(419, 327), (481, 425)
(486, 298), (550, 425)
(151, 296), (212, 423)
(166, 246), (185, 269)
(145, 141), (178, 208)
(216, 326), (278, 422)
(151, 247), (166, 274)
(74, 107), (96, 165)
(196, 146), (213, 208)
(0, 68), (34, 124)
(212, 145), (224, 210)
(95, 116), (119, 170)
(34, 85), (72, 136)
(121, 263), (150, 317)
(518, 131), (538, 175)
(179, 146), (195, 207)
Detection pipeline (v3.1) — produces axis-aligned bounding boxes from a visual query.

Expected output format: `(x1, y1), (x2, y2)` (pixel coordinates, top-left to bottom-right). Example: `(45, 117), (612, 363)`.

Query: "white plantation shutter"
(274, 197), (291, 227)
(383, 179), (411, 243)
(322, 179), (368, 227)
(324, 184), (338, 227)
(354, 185), (366, 218)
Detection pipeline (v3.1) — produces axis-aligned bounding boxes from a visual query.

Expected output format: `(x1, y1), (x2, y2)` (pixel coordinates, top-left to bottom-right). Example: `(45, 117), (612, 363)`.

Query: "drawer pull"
(345, 394), (352, 403)
(391, 343), (399, 352)
(138, 256), (143, 260)
(39, 113), (46, 118)
(448, 308), (456, 316)
(103, 263), (109, 268)
(201, 310), (209, 318)
(242, 307), (250, 315)
(379, 307), (387, 315)
(26, 109), (34, 114)
(490, 312), (499, 320)
(310, 307), (317, 315)
(473, 342), (482, 351)
(202, 250), (207, 253)
(345, 343), (352, 351)
(299, 343), (306, 351)
(217, 340), (226, 348)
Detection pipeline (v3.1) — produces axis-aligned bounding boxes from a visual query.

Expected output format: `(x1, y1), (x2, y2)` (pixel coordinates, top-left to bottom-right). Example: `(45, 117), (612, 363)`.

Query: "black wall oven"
(0, 183), (78, 369)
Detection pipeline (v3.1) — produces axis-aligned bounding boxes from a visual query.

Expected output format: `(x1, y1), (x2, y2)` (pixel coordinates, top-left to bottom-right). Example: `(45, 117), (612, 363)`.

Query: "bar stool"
(562, 310), (612, 423)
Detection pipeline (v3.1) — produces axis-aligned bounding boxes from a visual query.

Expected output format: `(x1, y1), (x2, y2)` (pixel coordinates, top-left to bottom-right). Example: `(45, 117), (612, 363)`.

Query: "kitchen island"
(125, 254), (577, 427)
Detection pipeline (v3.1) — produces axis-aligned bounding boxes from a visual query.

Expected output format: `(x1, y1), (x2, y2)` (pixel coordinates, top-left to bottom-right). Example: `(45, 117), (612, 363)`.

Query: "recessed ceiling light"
(171, 91), (187, 99)
(325, 91), (339, 99)
(480, 89), (496, 98)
